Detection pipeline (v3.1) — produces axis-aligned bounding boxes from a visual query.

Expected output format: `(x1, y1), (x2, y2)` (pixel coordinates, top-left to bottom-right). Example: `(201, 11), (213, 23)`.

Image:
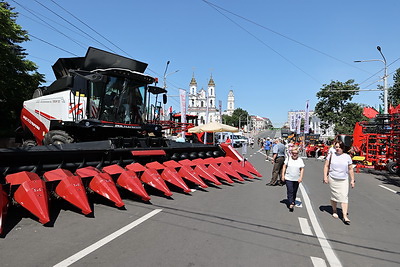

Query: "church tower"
(188, 74), (197, 108)
(227, 90), (234, 116)
(187, 73), (222, 124)
(208, 75), (216, 109)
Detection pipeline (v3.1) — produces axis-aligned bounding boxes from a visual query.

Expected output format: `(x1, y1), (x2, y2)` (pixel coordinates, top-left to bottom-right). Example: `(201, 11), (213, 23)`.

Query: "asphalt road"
(1, 145), (399, 267)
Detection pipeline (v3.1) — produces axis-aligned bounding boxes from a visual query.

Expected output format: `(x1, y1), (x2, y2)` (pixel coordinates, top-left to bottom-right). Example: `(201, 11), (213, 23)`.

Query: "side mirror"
(163, 93), (167, 104)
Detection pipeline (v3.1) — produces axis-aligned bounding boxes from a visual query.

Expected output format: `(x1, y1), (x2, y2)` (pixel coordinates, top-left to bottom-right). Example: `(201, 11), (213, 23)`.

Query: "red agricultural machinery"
(0, 47), (261, 235)
(351, 106), (400, 174)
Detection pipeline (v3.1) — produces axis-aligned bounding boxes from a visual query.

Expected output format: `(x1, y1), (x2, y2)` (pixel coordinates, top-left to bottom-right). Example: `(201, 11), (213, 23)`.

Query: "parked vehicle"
(215, 132), (242, 147)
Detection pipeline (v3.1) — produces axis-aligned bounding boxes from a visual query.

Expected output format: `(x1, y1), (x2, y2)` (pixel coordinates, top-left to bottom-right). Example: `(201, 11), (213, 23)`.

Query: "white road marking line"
(298, 217), (313, 236)
(299, 183), (342, 267)
(53, 209), (163, 267)
(378, 185), (398, 194)
(295, 197), (303, 207)
(311, 257), (327, 267)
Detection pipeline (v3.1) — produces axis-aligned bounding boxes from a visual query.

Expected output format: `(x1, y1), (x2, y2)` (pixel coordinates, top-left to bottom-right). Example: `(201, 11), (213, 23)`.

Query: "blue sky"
(11, 0), (400, 127)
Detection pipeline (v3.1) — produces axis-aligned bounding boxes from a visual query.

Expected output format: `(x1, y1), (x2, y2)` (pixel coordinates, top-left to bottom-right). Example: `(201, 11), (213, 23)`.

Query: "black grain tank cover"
(52, 57), (85, 79)
(52, 47), (148, 79)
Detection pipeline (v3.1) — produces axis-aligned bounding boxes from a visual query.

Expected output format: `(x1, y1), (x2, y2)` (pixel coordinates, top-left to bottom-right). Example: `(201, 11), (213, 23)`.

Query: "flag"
(179, 89), (187, 136)
(205, 92), (210, 123)
(219, 100), (222, 122)
(296, 113), (301, 134)
(289, 114), (296, 131)
(304, 100), (310, 134)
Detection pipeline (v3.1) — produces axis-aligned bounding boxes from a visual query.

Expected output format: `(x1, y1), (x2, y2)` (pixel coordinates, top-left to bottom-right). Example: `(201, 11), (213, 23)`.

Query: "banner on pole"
(179, 89), (187, 136)
(296, 113), (301, 134)
(219, 100), (222, 122)
(304, 100), (310, 134)
(289, 114), (296, 131)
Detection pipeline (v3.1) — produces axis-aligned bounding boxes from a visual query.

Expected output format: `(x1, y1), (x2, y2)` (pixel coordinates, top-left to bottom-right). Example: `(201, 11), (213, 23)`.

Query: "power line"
(12, 0), (87, 49)
(201, 0), (370, 74)
(203, 0), (322, 84)
(18, 10), (103, 47)
(32, 0), (115, 52)
(202, 1), (400, 90)
(29, 34), (78, 56)
(48, 0), (131, 57)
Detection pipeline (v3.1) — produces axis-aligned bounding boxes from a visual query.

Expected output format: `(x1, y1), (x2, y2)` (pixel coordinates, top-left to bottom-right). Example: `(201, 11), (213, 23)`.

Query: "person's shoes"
(343, 218), (351, 225)
(266, 182), (276, 186)
(289, 204), (294, 212)
(332, 213), (339, 219)
(278, 182), (284, 186)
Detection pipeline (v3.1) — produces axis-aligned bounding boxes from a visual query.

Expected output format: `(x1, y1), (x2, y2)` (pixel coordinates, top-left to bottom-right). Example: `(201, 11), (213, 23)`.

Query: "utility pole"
(354, 46), (388, 114)
(377, 46), (388, 115)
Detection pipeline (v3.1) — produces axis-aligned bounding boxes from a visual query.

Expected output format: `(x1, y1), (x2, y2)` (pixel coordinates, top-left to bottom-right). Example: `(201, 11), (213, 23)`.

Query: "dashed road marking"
(54, 209), (163, 267)
(300, 183), (342, 267)
(298, 217), (313, 236)
(311, 256), (327, 267)
(378, 184), (399, 194)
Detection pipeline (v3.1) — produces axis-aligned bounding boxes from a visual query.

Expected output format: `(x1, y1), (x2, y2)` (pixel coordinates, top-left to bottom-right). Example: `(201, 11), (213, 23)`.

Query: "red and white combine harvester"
(0, 47), (261, 235)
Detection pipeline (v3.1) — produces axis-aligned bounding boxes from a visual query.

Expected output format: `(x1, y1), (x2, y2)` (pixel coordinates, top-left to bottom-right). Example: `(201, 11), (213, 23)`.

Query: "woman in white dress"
(323, 141), (355, 224)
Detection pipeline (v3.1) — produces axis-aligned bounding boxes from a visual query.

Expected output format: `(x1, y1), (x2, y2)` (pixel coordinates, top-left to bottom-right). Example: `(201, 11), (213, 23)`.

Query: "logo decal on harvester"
(22, 115), (40, 130)
(69, 103), (83, 115)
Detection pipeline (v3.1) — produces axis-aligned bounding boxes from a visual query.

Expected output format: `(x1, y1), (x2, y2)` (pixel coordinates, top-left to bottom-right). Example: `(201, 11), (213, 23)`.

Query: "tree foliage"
(388, 68), (400, 106)
(315, 80), (366, 135)
(231, 108), (249, 128)
(0, 2), (44, 136)
(222, 108), (249, 128)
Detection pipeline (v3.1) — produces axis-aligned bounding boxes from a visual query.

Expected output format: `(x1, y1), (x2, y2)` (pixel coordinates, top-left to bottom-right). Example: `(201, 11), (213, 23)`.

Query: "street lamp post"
(377, 46), (388, 115)
(162, 61), (179, 120)
(354, 46), (388, 114)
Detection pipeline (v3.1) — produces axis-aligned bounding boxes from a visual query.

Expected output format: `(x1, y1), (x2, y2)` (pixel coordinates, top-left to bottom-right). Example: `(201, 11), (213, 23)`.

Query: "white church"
(187, 74), (235, 124)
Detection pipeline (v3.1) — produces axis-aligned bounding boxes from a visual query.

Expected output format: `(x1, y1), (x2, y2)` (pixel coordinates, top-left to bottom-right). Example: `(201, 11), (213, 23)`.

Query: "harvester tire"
(387, 162), (398, 174)
(44, 130), (74, 145)
(22, 139), (37, 147)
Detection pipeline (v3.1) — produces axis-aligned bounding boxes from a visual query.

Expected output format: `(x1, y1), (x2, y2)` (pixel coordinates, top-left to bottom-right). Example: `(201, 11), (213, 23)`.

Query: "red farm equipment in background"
(351, 105), (400, 174)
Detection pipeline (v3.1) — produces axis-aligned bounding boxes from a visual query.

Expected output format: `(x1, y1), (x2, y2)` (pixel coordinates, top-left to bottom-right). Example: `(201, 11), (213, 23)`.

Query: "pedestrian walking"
(281, 147), (304, 212)
(249, 137), (254, 149)
(323, 140), (355, 225)
(264, 137), (272, 161)
(266, 138), (286, 186)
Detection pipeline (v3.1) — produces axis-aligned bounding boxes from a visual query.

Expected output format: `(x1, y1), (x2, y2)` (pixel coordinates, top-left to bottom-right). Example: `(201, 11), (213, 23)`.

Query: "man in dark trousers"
(267, 138), (286, 186)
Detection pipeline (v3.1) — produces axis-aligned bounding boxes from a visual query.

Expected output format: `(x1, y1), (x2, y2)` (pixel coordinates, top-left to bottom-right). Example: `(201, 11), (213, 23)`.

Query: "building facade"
(285, 110), (335, 140)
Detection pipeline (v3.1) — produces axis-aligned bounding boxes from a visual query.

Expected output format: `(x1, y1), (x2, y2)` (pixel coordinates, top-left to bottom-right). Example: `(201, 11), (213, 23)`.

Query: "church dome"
(190, 75), (197, 86)
(208, 75), (215, 86)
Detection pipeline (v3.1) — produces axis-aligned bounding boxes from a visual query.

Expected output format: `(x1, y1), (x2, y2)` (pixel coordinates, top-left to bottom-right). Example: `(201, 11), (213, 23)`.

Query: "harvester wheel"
(22, 139), (37, 147)
(387, 162), (399, 174)
(44, 130), (74, 145)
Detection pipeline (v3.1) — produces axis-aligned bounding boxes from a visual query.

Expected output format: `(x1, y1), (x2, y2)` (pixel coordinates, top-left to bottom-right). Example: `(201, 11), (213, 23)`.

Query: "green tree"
(388, 68), (400, 106)
(0, 2), (44, 137)
(315, 80), (366, 135)
(222, 114), (235, 126)
(231, 108), (249, 129)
